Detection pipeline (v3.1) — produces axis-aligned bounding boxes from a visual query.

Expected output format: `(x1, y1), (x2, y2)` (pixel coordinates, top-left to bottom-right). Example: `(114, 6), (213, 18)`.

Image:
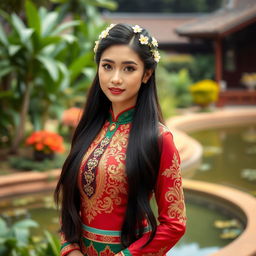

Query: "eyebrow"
(101, 58), (138, 65)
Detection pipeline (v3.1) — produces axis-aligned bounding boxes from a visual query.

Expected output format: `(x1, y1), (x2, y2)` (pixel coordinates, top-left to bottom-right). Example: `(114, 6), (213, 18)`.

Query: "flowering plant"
(241, 73), (256, 89)
(189, 79), (219, 107)
(62, 107), (82, 127)
(25, 131), (65, 153)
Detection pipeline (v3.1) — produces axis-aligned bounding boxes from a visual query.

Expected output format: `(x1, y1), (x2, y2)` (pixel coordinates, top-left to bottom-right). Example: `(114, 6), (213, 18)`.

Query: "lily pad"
(241, 169), (256, 181)
(199, 163), (211, 172)
(203, 146), (222, 157)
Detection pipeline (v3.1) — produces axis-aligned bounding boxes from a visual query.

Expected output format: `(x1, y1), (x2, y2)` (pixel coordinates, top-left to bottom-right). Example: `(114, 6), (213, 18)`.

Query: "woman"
(55, 23), (186, 256)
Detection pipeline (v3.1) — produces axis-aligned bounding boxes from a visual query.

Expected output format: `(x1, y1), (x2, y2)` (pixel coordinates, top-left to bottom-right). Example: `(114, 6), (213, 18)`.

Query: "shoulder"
(158, 122), (173, 138)
(158, 122), (178, 154)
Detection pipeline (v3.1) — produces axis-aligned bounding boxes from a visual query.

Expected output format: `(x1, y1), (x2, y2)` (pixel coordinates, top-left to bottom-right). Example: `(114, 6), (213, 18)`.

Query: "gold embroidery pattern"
(162, 153), (186, 223)
(99, 245), (115, 256)
(83, 137), (111, 197)
(60, 242), (80, 255)
(80, 123), (130, 223)
(82, 228), (119, 244)
(142, 246), (167, 256)
(162, 153), (180, 179)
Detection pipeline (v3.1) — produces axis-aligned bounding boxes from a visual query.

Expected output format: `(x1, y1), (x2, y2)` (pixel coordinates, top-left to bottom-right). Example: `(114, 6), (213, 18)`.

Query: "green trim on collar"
(121, 248), (132, 256)
(108, 107), (135, 124)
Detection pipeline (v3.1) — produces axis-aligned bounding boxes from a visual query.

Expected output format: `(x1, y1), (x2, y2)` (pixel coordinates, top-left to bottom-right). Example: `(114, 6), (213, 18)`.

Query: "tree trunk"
(10, 81), (32, 154)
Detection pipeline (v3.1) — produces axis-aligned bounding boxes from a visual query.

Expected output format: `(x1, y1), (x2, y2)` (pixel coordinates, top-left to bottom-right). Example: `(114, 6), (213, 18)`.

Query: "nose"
(111, 70), (122, 85)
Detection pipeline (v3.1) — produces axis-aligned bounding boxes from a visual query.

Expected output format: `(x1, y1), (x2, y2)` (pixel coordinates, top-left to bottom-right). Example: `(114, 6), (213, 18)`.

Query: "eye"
(124, 66), (136, 72)
(102, 63), (112, 70)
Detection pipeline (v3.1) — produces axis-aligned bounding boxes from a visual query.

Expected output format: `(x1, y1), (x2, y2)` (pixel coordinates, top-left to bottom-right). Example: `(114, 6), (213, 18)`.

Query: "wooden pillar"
(214, 37), (222, 86)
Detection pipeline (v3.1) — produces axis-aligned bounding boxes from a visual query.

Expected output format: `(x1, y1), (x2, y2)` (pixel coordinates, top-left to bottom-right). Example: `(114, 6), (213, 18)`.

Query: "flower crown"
(94, 24), (160, 63)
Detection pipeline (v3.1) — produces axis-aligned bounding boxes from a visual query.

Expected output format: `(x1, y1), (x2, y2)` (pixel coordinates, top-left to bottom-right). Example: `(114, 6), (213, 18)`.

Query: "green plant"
(168, 69), (193, 108)
(165, 54), (215, 83)
(9, 154), (66, 171)
(156, 59), (176, 119)
(35, 231), (60, 256)
(157, 52), (193, 117)
(0, 217), (60, 256)
(0, 0), (80, 151)
(0, 0), (118, 151)
(0, 217), (38, 255)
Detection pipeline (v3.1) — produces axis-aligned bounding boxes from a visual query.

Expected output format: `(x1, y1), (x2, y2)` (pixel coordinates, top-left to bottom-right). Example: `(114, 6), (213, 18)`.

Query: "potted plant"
(25, 131), (65, 161)
(241, 73), (256, 91)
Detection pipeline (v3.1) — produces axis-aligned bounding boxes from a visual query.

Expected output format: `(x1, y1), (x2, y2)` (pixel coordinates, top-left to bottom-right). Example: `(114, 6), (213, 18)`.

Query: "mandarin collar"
(109, 106), (135, 124)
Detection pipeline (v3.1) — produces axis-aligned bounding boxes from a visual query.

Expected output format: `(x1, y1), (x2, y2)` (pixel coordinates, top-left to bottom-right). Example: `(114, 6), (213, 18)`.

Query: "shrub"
(0, 217), (60, 256)
(189, 79), (219, 107)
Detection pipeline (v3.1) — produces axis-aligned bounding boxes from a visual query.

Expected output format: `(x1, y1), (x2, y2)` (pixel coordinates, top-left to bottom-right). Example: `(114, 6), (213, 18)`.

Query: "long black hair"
(55, 23), (164, 248)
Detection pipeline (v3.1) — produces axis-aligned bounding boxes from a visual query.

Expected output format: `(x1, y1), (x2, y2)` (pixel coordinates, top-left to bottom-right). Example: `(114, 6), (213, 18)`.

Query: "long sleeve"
(118, 130), (186, 256)
(60, 229), (81, 256)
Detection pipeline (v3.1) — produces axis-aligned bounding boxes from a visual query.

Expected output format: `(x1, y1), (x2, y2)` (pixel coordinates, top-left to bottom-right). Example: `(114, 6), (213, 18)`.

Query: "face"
(98, 45), (152, 112)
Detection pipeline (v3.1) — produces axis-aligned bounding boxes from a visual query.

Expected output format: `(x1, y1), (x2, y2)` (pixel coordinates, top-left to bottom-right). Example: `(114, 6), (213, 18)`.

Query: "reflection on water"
(188, 124), (256, 195)
(169, 192), (244, 256)
(170, 243), (219, 256)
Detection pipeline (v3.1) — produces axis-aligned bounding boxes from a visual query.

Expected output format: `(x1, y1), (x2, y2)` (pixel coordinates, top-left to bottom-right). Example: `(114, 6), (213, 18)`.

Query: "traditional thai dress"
(60, 107), (186, 256)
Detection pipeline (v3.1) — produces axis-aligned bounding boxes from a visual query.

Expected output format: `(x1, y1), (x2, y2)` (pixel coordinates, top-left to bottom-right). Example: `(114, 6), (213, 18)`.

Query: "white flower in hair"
(106, 23), (116, 31)
(132, 25), (142, 33)
(94, 40), (99, 53)
(99, 29), (109, 39)
(151, 37), (158, 47)
(139, 35), (149, 45)
(152, 50), (160, 63)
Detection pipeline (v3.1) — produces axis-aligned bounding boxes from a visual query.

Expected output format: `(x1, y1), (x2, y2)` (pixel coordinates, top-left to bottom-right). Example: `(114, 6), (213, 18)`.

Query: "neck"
(111, 102), (135, 120)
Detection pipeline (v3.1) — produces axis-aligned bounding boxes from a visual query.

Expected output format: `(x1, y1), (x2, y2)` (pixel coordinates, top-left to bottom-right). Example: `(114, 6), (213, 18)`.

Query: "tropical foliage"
(0, 217), (60, 256)
(0, 0), (115, 151)
(165, 54), (215, 83)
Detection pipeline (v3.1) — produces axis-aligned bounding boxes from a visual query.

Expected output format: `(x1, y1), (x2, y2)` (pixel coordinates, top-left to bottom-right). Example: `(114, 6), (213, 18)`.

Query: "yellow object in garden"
(241, 73), (256, 89)
(189, 79), (219, 107)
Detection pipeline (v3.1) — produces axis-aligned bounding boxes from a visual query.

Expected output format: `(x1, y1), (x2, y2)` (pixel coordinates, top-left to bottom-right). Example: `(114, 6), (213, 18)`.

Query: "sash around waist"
(82, 224), (150, 245)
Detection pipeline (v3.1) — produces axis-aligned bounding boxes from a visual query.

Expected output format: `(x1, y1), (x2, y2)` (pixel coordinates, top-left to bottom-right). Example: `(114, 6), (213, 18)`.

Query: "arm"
(117, 131), (186, 256)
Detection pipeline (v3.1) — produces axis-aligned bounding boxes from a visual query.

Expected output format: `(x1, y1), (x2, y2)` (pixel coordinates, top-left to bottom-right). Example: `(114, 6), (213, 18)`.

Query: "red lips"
(109, 87), (125, 95)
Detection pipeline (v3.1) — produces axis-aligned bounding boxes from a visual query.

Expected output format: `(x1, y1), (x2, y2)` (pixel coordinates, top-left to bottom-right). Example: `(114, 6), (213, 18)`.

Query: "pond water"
(1, 124), (255, 256)
(187, 124), (256, 195)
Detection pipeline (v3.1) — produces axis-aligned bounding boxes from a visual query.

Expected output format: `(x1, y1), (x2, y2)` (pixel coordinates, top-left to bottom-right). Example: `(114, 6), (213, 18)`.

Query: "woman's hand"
(67, 250), (84, 256)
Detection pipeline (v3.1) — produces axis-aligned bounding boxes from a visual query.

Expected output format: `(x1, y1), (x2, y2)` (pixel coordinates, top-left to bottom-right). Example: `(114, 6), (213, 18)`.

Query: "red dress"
(60, 107), (186, 256)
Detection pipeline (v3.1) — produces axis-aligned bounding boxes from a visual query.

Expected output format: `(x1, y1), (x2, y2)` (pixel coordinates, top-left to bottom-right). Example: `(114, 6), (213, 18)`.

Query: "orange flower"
(35, 143), (44, 151)
(62, 107), (82, 127)
(25, 130), (65, 153)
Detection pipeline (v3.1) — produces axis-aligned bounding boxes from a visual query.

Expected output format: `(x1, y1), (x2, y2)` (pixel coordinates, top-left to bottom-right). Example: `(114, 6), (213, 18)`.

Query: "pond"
(187, 124), (256, 195)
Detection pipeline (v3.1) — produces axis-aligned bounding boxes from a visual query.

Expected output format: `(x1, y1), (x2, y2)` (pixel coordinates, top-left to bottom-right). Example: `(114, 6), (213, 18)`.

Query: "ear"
(142, 69), (153, 83)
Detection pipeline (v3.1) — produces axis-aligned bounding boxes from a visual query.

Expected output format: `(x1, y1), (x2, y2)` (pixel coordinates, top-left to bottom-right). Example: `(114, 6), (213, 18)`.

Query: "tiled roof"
(176, 0), (256, 37)
(102, 13), (199, 44)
